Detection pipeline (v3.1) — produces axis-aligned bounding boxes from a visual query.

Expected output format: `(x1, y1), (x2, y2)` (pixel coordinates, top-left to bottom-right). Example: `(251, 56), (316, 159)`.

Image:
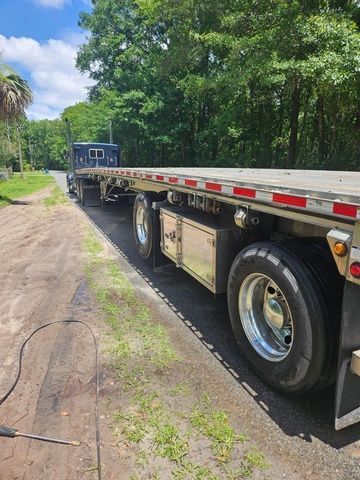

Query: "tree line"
(1, 0), (360, 171)
(75, 0), (360, 170)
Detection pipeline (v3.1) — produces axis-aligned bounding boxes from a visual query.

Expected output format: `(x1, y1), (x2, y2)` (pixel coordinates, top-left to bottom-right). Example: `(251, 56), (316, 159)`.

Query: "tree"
(22, 119), (68, 171)
(0, 63), (32, 121)
(53, 0), (357, 170)
(0, 62), (33, 177)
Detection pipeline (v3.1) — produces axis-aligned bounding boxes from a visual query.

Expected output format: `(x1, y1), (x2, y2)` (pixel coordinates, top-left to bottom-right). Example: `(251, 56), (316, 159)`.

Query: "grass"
(84, 232), (177, 370)
(190, 399), (246, 463)
(225, 449), (268, 479)
(154, 423), (189, 462)
(172, 462), (220, 480)
(169, 383), (192, 397)
(43, 185), (68, 206)
(0, 172), (54, 206)
(83, 229), (269, 479)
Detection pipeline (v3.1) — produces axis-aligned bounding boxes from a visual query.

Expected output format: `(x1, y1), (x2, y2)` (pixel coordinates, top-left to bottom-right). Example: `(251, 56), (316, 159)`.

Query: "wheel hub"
(238, 274), (293, 362)
(136, 205), (148, 245)
(263, 298), (284, 329)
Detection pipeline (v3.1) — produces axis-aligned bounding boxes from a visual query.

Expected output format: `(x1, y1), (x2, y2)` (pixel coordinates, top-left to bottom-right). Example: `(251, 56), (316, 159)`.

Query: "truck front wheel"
(228, 241), (338, 394)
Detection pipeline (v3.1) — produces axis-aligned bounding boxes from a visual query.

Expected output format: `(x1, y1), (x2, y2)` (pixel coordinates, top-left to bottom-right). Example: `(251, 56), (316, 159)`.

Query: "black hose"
(0, 320), (102, 480)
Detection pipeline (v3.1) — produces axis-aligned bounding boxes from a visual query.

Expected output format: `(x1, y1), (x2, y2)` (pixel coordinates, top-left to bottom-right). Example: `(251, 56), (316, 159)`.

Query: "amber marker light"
(350, 262), (360, 278)
(333, 242), (348, 257)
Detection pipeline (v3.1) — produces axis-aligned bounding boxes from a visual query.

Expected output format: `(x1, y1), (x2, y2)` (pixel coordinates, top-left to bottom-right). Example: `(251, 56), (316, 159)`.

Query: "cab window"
(89, 149), (104, 159)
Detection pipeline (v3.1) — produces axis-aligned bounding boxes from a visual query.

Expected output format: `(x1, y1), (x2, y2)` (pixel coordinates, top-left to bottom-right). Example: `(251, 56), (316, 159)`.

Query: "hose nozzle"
(0, 425), (80, 446)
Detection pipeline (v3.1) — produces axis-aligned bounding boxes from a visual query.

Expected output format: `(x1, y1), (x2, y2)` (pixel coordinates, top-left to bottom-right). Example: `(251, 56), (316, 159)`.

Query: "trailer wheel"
(133, 193), (154, 259)
(77, 179), (83, 204)
(276, 239), (343, 388)
(228, 241), (334, 394)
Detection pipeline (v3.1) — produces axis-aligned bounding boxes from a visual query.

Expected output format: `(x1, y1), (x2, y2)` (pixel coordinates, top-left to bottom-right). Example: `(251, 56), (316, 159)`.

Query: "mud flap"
(82, 184), (101, 207)
(335, 280), (360, 430)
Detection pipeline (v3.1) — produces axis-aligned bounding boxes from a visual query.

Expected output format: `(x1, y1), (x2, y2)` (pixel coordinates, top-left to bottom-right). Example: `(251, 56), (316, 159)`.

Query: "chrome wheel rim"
(238, 273), (293, 362)
(136, 205), (148, 245)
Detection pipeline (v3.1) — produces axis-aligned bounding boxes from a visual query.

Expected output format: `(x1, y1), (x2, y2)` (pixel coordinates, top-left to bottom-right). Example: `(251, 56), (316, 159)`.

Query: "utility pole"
(16, 123), (24, 179)
(64, 118), (73, 172)
(28, 138), (33, 170)
(109, 120), (113, 144)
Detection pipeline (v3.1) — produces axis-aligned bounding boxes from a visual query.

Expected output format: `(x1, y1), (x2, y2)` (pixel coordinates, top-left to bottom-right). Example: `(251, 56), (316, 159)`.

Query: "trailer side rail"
(76, 167), (360, 228)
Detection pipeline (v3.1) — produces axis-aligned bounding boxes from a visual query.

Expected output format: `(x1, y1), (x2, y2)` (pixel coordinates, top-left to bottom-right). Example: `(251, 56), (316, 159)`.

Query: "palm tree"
(0, 63), (33, 177)
(0, 63), (32, 121)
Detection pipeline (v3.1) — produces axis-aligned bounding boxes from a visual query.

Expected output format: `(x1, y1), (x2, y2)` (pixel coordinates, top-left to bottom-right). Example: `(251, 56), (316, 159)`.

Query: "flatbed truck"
(73, 162), (360, 430)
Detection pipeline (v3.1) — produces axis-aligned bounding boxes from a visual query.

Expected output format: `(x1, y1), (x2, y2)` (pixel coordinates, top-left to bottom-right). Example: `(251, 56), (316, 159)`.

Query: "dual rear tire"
(133, 192), (155, 259)
(228, 241), (342, 394)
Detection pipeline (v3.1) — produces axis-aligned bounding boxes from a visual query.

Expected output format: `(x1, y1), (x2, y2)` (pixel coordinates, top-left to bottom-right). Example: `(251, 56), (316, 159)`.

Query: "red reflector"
(185, 179), (197, 187)
(145, 174), (152, 179)
(156, 175), (164, 181)
(350, 262), (360, 278)
(273, 193), (307, 208)
(233, 187), (256, 198)
(206, 182), (222, 192)
(169, 177), (178, 183)
(333, 203), (357, 218)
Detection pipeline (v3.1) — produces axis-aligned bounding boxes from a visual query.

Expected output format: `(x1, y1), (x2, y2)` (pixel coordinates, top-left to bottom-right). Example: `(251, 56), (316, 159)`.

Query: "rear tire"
(227, 241), (339, 394)
(133, 193), (154, 258)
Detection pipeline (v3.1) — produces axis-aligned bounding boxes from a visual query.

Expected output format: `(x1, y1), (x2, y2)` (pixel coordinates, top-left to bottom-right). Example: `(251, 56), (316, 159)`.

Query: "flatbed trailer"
(75, 166), (360, 430)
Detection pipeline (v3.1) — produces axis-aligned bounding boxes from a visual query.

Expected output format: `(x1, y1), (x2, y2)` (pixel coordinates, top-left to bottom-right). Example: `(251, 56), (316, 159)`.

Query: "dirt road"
(0, 180), (359, 479)
(0, 188), (103, 479)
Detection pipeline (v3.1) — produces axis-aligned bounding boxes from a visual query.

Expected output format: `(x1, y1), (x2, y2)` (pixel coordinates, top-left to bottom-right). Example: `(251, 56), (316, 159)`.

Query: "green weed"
(113, 410), (147, 443)
(86, 250), (177, 369)
(169, 383), (192, 397)
(129, 474), (141, 480)
(243, 447), (268, 470)
(43, 185), (68, 206)
(135, 449), (148, 468)
(190, 406), (246, 463)
(0, 172), (53, 206)
(84, 232), (104, 256)
(153, 423), (189, 462)
(173, 461), (220, 480)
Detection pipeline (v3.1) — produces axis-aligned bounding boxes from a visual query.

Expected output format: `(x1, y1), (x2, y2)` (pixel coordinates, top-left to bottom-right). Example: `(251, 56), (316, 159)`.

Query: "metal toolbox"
(160, 207), (238, 293)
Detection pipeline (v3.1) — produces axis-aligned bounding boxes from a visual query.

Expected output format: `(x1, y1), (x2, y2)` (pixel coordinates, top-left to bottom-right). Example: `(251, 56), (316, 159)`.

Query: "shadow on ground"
(72, 195), (360, 450)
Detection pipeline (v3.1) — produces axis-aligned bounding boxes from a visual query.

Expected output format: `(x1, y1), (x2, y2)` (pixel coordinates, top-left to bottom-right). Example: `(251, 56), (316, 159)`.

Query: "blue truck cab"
(73, 142), (120, 169)
(67, 142), (120, 193)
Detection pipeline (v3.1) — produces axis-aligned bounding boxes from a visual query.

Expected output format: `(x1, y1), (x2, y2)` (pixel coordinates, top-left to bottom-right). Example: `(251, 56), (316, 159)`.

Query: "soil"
(0, 189), (107, 480)
(0, 185), (359, 480)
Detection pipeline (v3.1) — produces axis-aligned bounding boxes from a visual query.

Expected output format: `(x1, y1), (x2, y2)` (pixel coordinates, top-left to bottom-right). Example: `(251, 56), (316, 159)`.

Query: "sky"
(0, 0), (94, 120)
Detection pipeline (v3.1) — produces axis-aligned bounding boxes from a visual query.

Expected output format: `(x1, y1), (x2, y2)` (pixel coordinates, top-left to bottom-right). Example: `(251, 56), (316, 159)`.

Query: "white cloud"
(32, 0), (92, 9)
(0, 34), (95, 120)
(59, 29), (88, 47)
(34, 0), (70, 8)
